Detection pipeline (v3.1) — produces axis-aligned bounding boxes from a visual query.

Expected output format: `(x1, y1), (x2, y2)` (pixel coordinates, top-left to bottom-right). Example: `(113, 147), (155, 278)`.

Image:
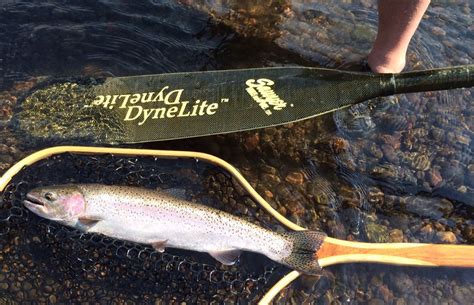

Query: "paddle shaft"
(317, 237), (474, 268)
(393, 65), (472, 94)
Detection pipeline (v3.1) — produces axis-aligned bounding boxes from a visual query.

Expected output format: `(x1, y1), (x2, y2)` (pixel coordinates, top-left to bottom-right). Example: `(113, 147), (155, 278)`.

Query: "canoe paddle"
(12, 65), (473, 145)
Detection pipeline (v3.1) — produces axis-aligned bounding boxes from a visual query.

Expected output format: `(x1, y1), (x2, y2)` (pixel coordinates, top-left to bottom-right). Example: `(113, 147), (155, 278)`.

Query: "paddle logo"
(245, 78), (287, 115)
(87, 86), (229, 126)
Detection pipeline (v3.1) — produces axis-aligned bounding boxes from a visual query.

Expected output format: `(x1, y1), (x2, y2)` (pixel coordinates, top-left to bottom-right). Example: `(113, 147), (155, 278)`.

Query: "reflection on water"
(0, 0), (472, 304)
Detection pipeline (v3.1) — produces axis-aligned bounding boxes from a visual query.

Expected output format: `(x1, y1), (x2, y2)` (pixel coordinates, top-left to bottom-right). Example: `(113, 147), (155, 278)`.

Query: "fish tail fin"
(280, 230), (327, 275)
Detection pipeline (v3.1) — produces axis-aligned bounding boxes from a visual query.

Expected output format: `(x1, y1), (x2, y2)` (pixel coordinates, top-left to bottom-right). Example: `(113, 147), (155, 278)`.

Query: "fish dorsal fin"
(77, 217), (101, 229)
(209, 249), (242, 265)
(151, 240), (168, 253)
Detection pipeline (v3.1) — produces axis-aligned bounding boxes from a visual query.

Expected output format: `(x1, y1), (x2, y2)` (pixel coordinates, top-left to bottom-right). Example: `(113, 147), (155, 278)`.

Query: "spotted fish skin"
(23, 184), (326, 274)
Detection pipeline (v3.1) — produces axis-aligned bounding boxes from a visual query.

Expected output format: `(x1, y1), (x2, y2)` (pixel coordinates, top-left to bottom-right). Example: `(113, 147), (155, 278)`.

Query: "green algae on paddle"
(15, 81), (126, 144)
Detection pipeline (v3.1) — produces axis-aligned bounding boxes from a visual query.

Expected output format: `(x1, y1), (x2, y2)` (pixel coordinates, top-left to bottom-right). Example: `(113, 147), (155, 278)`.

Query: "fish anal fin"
(151, 240), (168, 253)
(209, 249), (242, 265)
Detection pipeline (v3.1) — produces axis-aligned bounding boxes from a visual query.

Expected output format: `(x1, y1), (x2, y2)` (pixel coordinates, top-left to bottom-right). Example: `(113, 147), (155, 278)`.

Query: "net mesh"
(0, 153), (289, 303)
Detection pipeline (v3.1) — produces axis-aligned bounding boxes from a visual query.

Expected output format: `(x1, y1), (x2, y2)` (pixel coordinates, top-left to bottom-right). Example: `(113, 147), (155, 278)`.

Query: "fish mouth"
(24, 193), (45, 206)
(23, 193), (48, 215)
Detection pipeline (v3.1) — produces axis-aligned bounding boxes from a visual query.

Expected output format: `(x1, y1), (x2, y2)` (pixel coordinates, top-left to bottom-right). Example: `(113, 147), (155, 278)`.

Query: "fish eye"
(44, 192), (57, 201)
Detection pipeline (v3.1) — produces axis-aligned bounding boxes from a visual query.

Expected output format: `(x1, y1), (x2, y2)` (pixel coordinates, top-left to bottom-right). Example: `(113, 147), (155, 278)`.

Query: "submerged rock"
(400, 196), (453, 220)
(364, 220), (389, 243)
(388, 229), (404, 243)
(436, 231), (457, 244)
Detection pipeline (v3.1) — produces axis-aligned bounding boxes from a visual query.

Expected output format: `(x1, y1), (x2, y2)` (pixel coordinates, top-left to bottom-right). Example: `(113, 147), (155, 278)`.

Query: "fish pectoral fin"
(209, 249), (242, 265)
(151, 240), (168, 253)
(77, 217), (102, 228)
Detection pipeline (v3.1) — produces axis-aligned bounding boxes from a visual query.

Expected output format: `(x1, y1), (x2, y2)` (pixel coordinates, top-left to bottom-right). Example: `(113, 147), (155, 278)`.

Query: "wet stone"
(395, 298), (407, 305)
(261, 173), (281, 185)
(455, 133), (470, 145)
(419, 224), (435, 237)
(431, 26), (446, 36)
(0, 162), (11, 171)
(463, 225), (474, 242)
(260, 164), (277, 175)
(381, 144), (399, 163)
(402, 196), (453, 220)
(370, 164), (398, 180)
(0, 154), (13, 163)
(320, 291), (334, 305)
(262, 189), (274, 199)
(368, 187), (384, 206)
(329, 137), (350, 154)
(378, 284), (394, 303)
(365, 222), (389, 243)
(0, 143), (9, 154)
(28, 288), (38, 299)
(390, 273), (414, 294)
(388, 229), (404, 243)
(243, 133), (259, 151)
(370, 275), (383, 287)
(445, 131), (458, 146)
(430, 128), (445, 142)
(453, 286), (470, 304)
(441, 164), (463, 184)
(44, 285), (53, 293)
(427, 168), (443, 188)
(285, 171), (304, 185)
(351, 24), (376, 42)
(368, 143), (383, 159)
(436, 231), (457, 244)
(410, 154), (431, 171)
(22, 281), (32, 290)
(368, 298), (385, 305)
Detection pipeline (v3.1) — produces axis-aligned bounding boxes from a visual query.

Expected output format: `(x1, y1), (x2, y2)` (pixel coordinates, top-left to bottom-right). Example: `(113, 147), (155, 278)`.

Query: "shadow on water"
(0, 0), (473, 304)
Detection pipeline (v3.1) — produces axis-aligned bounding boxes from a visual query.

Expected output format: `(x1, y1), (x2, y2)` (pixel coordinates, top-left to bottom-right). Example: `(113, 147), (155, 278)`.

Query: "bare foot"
(368, 48), (406, 73)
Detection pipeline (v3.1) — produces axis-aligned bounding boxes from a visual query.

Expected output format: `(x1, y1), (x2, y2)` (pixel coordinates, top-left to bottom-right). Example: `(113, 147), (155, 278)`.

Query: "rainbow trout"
(23, 184), (326, 274)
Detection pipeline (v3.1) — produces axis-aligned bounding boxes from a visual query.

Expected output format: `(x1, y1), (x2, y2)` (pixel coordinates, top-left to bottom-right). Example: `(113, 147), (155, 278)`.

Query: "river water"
(0, 1), (472, 304)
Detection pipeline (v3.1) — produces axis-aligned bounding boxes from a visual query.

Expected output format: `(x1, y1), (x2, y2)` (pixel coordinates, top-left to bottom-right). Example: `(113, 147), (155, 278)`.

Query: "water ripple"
(0, 0), (229, 86)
